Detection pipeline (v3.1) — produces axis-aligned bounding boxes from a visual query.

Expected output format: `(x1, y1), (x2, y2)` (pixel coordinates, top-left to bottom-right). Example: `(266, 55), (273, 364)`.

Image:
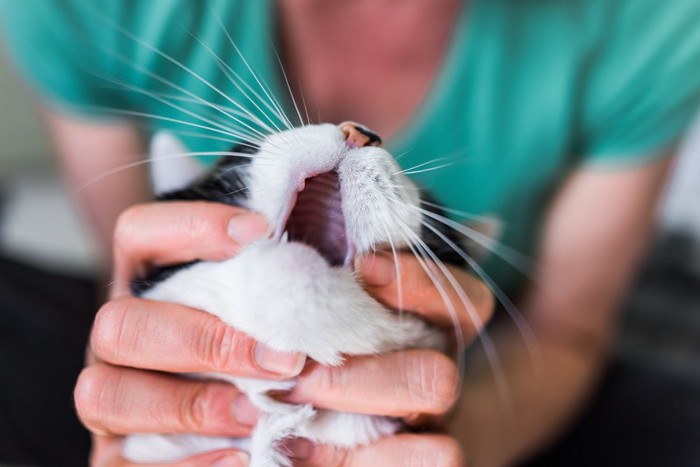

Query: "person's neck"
(278, 0), (462, 138)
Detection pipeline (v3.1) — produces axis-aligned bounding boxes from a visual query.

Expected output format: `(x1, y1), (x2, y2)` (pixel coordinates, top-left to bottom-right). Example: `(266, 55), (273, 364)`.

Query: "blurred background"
(1, 31), (700, 466)
(0, 49), (99, 274)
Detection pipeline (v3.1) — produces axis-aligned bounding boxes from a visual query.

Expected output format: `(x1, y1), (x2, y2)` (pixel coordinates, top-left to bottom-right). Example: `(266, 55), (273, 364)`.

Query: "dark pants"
(522, 360), (700, 467)
(0, 255), (95, 466)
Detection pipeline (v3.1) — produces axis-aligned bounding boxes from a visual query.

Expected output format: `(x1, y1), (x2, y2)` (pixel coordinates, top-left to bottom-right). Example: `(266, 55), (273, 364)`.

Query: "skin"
(72, 155), (670, 466)
(35, 0), (675, 465)
(41, 112), (151, 263)
(449, 158), (673, 465)
(76, 201), (486, 466)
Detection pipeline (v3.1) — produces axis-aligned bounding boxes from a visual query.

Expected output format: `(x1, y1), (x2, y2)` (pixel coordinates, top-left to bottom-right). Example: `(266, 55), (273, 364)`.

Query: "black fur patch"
(132, 142), (470, 296)
(132, 144), (257, 295)
(157, 143), (257, 206)
(130, 261), (199, 296)
(418, 191), (468, 269)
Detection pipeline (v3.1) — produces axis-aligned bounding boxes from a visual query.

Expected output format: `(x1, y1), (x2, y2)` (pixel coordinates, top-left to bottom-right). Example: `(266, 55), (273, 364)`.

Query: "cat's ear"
(149, 132), (207, 195)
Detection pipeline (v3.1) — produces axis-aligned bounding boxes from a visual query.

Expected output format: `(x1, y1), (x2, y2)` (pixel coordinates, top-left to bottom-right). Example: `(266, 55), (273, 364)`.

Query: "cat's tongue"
(284, 171), (351, 267)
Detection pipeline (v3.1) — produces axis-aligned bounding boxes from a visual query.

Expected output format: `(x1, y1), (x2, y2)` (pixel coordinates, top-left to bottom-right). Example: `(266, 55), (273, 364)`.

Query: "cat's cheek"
(143, 239), (441, 366)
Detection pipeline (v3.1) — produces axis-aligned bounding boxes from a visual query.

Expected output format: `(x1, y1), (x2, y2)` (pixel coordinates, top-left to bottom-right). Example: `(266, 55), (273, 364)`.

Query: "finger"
(358, 252), (495, 338)
(285, 434), (463, 467)
(92, 435), (250, 467)
(284, 350), (459, 419)
(75, 363), (259, 437)
(91, 296), (306, 378)
(112, 201), (270, 297)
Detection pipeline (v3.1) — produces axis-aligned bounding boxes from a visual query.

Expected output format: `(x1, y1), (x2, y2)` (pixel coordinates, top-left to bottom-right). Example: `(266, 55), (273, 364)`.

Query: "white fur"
(124, 125), (442, 466)
(246, 124), (423, 250)
(143, 240), (443, 364)
(150, 132), (207, 195)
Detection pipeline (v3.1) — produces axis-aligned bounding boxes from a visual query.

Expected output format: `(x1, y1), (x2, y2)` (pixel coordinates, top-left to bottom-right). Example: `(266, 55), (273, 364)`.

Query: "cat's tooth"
(281, 231), (289, 243)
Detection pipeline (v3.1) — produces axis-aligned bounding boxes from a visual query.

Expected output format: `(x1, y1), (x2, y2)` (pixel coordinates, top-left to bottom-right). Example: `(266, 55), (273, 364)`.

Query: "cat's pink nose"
(340, 121), (382, 148)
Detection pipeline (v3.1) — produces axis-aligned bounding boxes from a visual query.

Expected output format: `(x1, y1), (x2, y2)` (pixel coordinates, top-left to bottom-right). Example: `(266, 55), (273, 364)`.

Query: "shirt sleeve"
(579, 0), (700, 168)
(0, 0), (123, 115)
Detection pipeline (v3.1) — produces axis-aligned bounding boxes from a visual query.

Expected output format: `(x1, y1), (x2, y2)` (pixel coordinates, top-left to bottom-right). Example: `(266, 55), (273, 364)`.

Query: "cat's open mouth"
(280, 171), (354, 268)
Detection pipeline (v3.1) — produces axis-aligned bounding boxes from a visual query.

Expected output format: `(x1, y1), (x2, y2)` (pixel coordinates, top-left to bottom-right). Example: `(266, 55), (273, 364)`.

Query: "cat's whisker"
(400, 161), (465, 177)
(399, 224), (513, 417)
(392, 149), (413, 163)
(396, 225), (466, 388)
(208, 10), (295, 131)
(78, 105), (258, 144)
(298, 83), (312, 127)
(419, 200), (500, 225)
(132, 90), (280, 137)
(157, 128), (248, 146)
(377, 217), (405, 318)
(396, 144), (478, 172)
(72, 151), (270, 196)
(76, 106), (298, 167)
(106, 279), (134, 292)
(92, 19), (276, 139)
(60, 103), (246, 146)
(185, 31), (289, 134)
(371, 190), (467, 367)
(420, 218), (543, 377)
(393, 156), (463, 176)
(413, 206), (537, 279)
(111, 63), (270, 141)
(91, 73), (264, 143)
(270, 42), (306, 128)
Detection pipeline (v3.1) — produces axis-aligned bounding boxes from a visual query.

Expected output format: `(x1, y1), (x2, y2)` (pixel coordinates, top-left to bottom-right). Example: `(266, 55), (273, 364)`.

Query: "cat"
(121, 121), (467, 466)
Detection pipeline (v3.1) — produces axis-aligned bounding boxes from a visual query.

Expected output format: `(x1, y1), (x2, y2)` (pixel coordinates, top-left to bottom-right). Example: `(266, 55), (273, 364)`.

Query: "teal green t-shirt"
(2, 0), (700, 296)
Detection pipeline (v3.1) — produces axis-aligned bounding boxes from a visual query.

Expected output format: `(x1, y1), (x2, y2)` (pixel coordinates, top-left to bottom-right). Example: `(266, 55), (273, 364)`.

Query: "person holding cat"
(1, 0), (700, 465)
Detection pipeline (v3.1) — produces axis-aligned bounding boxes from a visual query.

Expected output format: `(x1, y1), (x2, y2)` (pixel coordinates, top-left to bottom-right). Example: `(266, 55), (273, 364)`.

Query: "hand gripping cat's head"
(151, 121), (458, 270)
(127, 122), (466, 466)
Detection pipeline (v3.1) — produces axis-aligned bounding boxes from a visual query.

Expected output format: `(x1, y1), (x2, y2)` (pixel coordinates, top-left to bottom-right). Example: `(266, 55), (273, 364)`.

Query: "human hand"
(279, 252), (495, 466)
(74, 201), (306, 466)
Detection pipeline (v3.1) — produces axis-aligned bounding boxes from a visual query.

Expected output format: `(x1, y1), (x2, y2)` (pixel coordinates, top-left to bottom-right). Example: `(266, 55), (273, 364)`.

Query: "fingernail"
(211, 451), (249, 467)
(227, 213), (270, 246)
(253, 343), (306, 376)
(284, 437), (315, 460)
(358, 254), (396, 286)
(231, 393), (260, 427)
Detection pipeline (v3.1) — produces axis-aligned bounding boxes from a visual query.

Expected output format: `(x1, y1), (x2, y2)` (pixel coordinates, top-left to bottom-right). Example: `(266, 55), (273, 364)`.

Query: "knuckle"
(432, 438), (464, 467)
(179, 202), (217, 242)
(178, 382), (211, 431)
(430, 353), (461, 413)
(177, 382), (237, 433)
(315, 365), (342, 395)
(329, 446), (350, 467)
(405, 351), (459, 415)
(114, 203), (148, 248)
(433, 437), (464, 467)
(406, 436), (463, 467)
(74, 364), (113, 433)
(90, 298), (133, 361)
(203, 321), (248, 372)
